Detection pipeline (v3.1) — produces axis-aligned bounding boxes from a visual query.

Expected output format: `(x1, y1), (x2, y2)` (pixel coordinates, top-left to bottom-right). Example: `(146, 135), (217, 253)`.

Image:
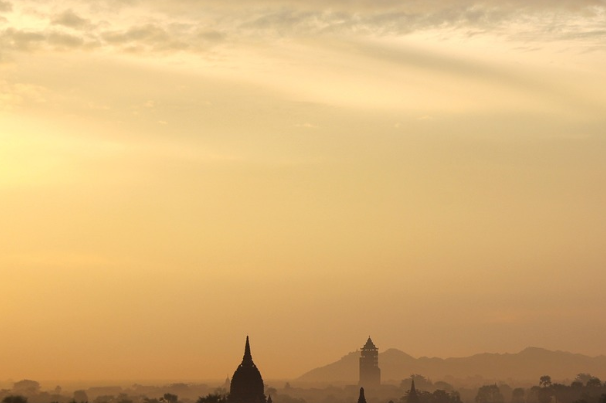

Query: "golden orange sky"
(1, 0), (606, 383)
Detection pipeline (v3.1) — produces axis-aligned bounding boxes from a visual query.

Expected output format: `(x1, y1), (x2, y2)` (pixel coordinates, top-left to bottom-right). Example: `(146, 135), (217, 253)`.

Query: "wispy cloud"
(51, 9), (92, 30)
(0, 0), (604, 59)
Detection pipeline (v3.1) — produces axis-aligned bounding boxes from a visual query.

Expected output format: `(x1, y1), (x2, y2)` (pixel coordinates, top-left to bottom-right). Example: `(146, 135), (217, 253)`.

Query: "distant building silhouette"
(230, 336), (266, 403)
(407, 378), (420, 403)
(358, 388), (367, 403)
(359, 336), (381, 387)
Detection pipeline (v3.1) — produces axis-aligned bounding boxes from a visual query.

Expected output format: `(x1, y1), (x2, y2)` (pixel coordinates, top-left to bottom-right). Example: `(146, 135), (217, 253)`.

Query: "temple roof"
(362, 336), (377, 349)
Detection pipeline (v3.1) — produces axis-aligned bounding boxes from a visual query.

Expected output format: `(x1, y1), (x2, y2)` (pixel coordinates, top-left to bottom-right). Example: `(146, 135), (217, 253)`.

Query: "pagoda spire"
(358, 388), (367, 403)
(243, 336), (252, 362)
(408, 378), (420, 403)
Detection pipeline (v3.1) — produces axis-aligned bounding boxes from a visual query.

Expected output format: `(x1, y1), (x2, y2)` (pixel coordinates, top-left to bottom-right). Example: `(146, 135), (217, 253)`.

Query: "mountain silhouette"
(297, 347), (606, 383)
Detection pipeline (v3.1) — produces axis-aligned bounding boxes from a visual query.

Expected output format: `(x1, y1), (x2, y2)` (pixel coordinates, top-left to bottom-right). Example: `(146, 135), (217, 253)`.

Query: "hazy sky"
(1, 0), (606, 383)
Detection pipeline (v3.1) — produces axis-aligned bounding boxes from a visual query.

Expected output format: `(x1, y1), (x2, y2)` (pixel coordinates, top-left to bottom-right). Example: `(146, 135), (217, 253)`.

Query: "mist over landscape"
(298, 347), (606, 384)
(2, 343), (606, 403)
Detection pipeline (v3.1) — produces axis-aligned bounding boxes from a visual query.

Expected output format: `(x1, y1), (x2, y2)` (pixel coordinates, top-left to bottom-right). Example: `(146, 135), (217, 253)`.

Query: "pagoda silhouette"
(359, 336), (381, 387)
(229, 336), (267, 403)
(407, 378), (420, 403)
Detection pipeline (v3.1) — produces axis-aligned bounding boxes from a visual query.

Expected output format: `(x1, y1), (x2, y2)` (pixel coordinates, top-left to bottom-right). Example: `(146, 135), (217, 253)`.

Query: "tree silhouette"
(161, 394), (178, 403)
(575, 375), (594, 385)
(540, 377), (553, 388)
(512, 388), (525, 403)
(431, 389), (461, 403)
(74, 390), (88, 403)
(586, 378), (602, 388)
(13, 381), (40, 395)
(476, 385), (504, 403)
(197, 394), (228, 403)
(3, 396), (28, 403)
(117, 393), (133, 403)
(537, 387), (552, 403)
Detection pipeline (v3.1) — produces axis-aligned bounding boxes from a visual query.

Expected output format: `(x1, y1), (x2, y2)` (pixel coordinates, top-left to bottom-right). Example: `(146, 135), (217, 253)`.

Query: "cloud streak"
(0, 0), (604, 59)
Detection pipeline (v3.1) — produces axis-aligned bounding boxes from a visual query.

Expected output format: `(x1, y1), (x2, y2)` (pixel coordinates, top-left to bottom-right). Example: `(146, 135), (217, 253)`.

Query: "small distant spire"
(268, 395), (273, 403)
(243, 336), (252, 362)
(408, 378), (419, 403)
(358, 387), (367, 403)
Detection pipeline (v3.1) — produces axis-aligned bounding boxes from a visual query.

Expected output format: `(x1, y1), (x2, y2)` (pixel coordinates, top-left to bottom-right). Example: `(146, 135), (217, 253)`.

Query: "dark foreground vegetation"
(2, 374), (605, 403)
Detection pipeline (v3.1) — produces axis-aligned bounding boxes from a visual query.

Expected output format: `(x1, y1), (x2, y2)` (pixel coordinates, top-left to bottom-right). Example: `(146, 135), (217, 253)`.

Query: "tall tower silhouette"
(230, 337), (266, 403)
(359, 336), (381, 388)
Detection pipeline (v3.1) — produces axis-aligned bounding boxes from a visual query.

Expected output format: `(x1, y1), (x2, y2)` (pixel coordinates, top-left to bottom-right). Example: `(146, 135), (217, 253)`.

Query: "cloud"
(0, 1), (11, 13)
(0, 0), (604, 58)
(0, 28), (46, 51)
(230, 2), (606, 38)
(0, 21), (223, 55)
(0, 27), (98, 51)
(103, 23), (174, 46)
(197, 29), (226, 42)
(113, 0), (606, 13)
(47, 31), (88, 49)
(51, 10), (92, 30)
(139, 0), (606, 44)
(101, 23), (224, 52)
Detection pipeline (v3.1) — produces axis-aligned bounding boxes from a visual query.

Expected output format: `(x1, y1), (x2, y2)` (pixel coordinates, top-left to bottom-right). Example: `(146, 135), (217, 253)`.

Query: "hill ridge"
(297, 347), (606, 383)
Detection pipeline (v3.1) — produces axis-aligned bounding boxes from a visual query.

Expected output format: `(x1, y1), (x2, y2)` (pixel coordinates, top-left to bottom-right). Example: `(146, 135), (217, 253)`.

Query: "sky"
(1, 0), (606, 383)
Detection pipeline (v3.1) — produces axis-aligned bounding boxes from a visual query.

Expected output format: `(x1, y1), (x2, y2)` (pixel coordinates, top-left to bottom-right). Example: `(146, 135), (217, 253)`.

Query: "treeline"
(475, 374), (606, 403)
(0, 380), (216, 403)
(2, 374), (606, 403)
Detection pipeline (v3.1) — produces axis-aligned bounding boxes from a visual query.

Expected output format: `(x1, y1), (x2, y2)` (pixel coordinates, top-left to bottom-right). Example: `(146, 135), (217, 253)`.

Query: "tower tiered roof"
(362, 337), (377, 350)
